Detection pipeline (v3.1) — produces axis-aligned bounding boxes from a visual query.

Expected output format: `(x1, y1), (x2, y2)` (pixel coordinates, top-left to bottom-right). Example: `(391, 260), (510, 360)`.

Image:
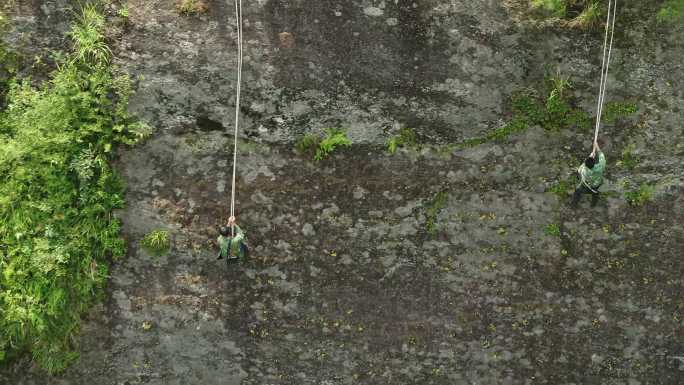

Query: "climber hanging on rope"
(216, 216), (249, 261)
(570, 0), (616, 208)
(571, 141), (606, 208)
(216, 0), (247, 263)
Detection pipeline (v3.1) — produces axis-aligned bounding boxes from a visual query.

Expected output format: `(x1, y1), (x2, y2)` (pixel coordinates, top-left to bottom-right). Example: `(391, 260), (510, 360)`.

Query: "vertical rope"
(594, 0), (618, 146)
(230, 0), (243, 236)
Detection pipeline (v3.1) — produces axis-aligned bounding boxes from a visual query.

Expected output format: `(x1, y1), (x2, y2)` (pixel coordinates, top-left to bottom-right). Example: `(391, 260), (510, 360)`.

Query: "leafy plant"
(68, 3), (111, 65)
(625, 183), (655, 206)
(387, 127), (418, 154)
(0, 5), (147, 372)
(141, 229), (171, 256)
(544, 223), (562, 237)
(532, 0), (567, 18)
(548, 178), (572, 198)
(601, 101), (637, 124)
(314, 128), (352, 161)
(569, 1), (602, 29)
(658, 0), (684, 24)
(176, 0), (208, 15)
(295, 133), (319, 154)
(426, 191), (448, 237)
(617, 144), (639, 171)
(117, 5), (130, 21)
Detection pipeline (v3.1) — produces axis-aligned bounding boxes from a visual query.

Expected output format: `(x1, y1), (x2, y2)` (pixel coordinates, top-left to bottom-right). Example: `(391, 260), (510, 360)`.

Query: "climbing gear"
(230, 0), (244, 237)
(593, 0), (618, 146)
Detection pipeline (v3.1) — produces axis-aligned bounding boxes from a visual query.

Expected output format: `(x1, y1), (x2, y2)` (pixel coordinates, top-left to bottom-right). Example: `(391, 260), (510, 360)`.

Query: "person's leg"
(591, 191), (600, 207)
(571, 185), (587, 207)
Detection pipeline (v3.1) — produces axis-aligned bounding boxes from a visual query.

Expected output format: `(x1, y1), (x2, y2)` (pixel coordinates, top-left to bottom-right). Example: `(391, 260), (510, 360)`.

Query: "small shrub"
(532, 0), (567, 18)
(544, 223), (561, 237)
(117, 5), (129, 20)
(176, 0), (208, 15)
(625, 183), (655, 206)
(569, 1), (602, 29)
(141, 229), (171, 256)
(657, 0), (684, 24)
(618, 144), (639, 170)
(426, 191), (448, 236)
(314, 128), (352, 161)
(295, 133), (319, 154)
(387, 127), (418, 154)
(548, 179), (572, 198)
(601, 101), (637, 124)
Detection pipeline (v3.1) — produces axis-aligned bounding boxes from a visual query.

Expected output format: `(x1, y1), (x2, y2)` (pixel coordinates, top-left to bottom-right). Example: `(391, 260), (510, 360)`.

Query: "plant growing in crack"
(425, 191), (448, 237)
(387, 127), (418, 154)
(141, 229), (171, 256)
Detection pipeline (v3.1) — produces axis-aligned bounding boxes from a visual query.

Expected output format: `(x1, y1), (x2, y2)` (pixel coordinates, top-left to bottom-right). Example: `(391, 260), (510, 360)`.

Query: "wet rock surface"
(3, 0), (684, 384)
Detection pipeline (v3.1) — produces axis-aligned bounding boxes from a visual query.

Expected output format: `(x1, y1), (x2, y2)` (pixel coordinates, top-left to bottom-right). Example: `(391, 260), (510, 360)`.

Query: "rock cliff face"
(3, 1), (683, 384)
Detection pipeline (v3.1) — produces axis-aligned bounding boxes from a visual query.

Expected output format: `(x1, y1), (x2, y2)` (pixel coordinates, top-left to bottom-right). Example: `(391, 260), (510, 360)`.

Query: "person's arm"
(232, 225), (244, 243)
(597, 151), (606, 168)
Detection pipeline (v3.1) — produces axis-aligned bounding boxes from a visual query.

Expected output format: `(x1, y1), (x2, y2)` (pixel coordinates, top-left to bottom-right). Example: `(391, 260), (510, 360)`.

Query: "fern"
(0, 5), (147, 372)
(313, 129), (352, 161)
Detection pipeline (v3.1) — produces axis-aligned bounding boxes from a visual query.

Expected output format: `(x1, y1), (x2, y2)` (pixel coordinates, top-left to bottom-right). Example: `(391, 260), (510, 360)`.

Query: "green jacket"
(578, 151), (606, 190)
(217, 225), (246, 258)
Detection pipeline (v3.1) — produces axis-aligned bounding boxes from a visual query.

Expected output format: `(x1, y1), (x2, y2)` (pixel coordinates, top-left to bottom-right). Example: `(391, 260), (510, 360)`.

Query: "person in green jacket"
(572, 141), (606, 208)
(216, 216), (248, 260)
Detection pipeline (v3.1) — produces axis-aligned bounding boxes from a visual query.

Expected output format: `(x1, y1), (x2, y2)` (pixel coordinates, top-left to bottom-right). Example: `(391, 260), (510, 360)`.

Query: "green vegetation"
(425, 191), (448, 237)
(657, 0), (684, 24)
(548, 178), (573, 198)
(295, 132), (319, 154)
(117, 5), (130, 22)
(544, 223), (562, 237)
(315, 129), (352, 161)
(601, 101), (638, 124)
(0, 11), (18, 104)
(176, 0), (208, 15)
(295, 129), (352, 161)
(141, 229), (171, 256)
(0, 4), (149, 372)
(568, 1), (602, 29)
(625, 183), (655, 206)
(617, 144), (639, 170)
(387, 127), (418, 154)
(460, 71), (592, 148)
(532, 0), (682, 27)
(532, 0), (567, 18)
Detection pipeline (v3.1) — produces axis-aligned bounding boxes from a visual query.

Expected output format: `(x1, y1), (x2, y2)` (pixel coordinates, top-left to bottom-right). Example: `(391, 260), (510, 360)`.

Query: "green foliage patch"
(544, 223), (562, 237)
(547, 178), (573, 198)
(387, 127), (418, 154)
(0, 4), (148, 372)
(625, 183), (655, 206)
(617, 143), (639, 171)
(425, 191), (448, 237)
(460, 71), (592, 148)
(601, 101), (638, 124)
(658, 0), (684, 24)
(295, 129), (352, 161)
(141, 229), (171, 256)
(176, 0), (208, 15)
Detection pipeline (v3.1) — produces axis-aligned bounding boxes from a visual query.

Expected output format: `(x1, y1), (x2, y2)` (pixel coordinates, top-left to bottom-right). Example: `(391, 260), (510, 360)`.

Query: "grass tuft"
(141, 229), (171, 256)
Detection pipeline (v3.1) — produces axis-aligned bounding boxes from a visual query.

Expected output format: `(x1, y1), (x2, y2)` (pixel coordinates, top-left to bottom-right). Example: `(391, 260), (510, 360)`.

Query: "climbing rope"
(230, 0), (243, 236)
(593, 0), (618, 146)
